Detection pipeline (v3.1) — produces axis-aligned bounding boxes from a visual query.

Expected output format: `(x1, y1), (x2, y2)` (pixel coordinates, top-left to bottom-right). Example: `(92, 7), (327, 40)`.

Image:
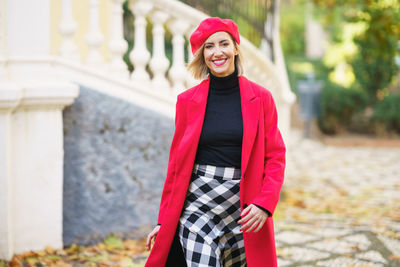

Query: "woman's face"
(203, 31), (237, 77)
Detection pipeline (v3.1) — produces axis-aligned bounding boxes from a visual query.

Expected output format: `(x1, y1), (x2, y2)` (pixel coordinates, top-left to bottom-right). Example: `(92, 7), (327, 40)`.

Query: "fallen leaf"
(390, 254), (400, 261)
(9, 256), (22, 267)
(45, 245), (55, 254)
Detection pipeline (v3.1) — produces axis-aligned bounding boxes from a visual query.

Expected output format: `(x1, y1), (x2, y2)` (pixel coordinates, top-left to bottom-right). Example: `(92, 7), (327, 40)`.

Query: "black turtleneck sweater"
(194, 70), (243, 168)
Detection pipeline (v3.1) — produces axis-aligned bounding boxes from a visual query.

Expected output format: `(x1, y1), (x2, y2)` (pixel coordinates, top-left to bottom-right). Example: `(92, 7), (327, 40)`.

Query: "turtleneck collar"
(209, 69), (239, 93)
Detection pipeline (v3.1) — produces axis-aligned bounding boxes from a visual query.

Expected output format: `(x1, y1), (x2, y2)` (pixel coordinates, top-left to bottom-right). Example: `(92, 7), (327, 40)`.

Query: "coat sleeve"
(251, 90), (286, 216)
(157, 95), (185, 225)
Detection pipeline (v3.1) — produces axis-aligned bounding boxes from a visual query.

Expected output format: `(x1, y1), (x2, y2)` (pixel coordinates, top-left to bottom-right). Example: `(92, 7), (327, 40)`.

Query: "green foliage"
(104, 233), (124, 250)
(372, 93), (400, 133)
(302, 0), (400, 135)
(311, 0), (400, 103)
(318, 83), (368, 134)
(122, 1), (134, 72)
(286, 56), (326, 93)
(351, 5), (400, 102)
(286, 56), (369, 135)
(280, 0), (306, 56)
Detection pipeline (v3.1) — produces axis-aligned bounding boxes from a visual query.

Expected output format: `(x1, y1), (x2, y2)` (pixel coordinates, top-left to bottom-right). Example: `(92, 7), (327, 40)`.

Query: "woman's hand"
(146, 225), (161, 251)
(238, 204), (268, 233)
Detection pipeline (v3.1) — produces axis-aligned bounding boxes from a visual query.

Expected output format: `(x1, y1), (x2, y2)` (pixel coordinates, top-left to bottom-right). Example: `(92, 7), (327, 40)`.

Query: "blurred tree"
(311, 0), (400, 102)
(280, 0), (306, 56)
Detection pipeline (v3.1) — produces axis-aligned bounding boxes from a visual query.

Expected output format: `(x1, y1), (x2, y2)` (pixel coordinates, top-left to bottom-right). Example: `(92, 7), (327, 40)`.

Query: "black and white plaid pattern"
(179, 164), (247, 267)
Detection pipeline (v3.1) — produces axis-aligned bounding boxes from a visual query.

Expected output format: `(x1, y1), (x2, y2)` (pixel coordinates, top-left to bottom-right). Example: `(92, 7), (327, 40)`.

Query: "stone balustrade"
(55, 0), (294, 140)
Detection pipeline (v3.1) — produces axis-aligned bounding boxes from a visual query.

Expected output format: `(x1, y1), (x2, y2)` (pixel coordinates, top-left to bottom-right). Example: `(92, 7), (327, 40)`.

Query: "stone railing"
(54, 0), (294, 138)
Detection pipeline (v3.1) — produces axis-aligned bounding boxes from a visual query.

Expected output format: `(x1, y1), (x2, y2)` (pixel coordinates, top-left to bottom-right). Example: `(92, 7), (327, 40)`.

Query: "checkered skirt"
(178, 164), (247, 267)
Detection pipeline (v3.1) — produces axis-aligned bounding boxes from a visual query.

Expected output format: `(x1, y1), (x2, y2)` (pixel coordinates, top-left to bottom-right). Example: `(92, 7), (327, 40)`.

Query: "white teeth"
(213, 59), (226, 64)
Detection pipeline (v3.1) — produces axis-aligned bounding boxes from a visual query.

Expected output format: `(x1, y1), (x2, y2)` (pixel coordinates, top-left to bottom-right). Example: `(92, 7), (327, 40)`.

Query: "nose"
(213, 46), (223, 56)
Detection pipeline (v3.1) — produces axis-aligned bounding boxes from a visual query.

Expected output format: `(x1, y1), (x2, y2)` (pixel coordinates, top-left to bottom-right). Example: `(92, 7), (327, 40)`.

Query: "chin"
(211, 68), (234, 77)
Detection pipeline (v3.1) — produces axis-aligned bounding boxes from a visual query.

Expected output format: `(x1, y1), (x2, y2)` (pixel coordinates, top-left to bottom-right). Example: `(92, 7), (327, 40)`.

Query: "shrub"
(318, 83), (368, 134)
(372, 93), (400, 134)
(351, 5), (400, 103)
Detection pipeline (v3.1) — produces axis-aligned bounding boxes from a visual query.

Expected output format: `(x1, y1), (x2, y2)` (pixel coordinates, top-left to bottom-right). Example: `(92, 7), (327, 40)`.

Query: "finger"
(239, 206), (259, 224)
(240, 205), (251, 217)
(240, 216), (258, 231)
(146, 231), (157, 250)
(240, 207), (256, 222)
(238, 212), (251, 225)
(253, 219), (266, 233)
(146, 235), (152, 250)
(245, 220), (260, 233)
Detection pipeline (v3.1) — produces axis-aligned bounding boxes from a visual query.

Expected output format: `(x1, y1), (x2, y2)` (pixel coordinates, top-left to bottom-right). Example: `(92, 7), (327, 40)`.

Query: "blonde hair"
(188, 36), (244, 80)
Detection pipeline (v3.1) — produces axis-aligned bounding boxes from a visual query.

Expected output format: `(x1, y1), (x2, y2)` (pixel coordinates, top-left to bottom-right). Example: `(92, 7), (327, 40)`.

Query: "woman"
(145, 17), (286, 267)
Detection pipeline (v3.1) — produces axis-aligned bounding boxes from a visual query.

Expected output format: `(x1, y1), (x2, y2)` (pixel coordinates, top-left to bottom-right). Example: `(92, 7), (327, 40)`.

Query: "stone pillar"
(0, 83), (21, 261)
(85, 0), (105, 67)
(149, 10), (170, 91)
(168, 19), (190, 95)
(58, 0), (79, 61)
(5, 0), (51, 58)
(129, 0), (152, 83)
(185, 28), (199, 88)
(305, 1), (326, 59)
(0, 81), (79, 260)
(0, 0), (6, 80)
(108, 0), (129, 78)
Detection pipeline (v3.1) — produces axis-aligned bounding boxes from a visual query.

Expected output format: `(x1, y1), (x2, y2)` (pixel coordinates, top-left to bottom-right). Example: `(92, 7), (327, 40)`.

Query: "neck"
(209, 69), (239, 91)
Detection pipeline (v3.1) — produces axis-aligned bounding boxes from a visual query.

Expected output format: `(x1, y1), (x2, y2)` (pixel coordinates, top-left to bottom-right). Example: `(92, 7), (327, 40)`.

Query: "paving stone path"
(275, 130), (400, 266)
(133, 130), (400, 266)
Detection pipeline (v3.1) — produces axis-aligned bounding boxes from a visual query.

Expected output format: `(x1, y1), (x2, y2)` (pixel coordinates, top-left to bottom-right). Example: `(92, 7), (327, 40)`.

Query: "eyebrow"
(204, 39), (230, 45)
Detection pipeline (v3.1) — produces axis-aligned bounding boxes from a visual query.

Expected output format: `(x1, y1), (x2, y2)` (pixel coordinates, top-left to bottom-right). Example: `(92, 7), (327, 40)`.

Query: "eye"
(205, 45), (213, 49)
(222, 42), (229, 46)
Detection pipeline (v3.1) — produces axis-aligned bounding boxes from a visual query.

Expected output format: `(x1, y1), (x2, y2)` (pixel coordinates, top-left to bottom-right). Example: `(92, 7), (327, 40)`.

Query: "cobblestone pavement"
(133, 131), (400, 266)
(275, 130), (400, 266)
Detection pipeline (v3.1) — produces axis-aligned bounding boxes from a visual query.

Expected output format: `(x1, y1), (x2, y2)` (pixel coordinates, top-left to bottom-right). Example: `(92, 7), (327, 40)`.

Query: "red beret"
(189, 17), (240, 55)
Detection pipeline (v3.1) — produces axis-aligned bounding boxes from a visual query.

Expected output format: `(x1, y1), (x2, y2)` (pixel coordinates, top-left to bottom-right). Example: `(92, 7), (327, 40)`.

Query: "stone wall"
(62, 86), (174, 246)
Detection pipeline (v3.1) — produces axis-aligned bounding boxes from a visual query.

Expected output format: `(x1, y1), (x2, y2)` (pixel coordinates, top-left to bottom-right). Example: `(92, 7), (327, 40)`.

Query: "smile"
(212, 58), (227, 66)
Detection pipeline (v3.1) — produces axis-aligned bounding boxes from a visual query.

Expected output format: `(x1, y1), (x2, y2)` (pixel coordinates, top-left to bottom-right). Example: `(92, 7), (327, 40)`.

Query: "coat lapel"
(176, 76), (259, 177)
(175, 79), (210, 175)
(239, 76), (260, 176)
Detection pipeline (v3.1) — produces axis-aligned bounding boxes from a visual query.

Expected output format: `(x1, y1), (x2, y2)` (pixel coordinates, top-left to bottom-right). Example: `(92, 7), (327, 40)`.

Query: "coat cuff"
(253, 204), (272, 217)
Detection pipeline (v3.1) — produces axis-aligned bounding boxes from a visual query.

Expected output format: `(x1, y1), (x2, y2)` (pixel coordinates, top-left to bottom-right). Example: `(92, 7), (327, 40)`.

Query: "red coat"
(146, 76), (286, 267)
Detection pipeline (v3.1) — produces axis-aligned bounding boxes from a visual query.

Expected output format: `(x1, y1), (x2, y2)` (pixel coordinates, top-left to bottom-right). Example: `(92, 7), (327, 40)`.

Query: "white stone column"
(129, 0), (152, 83)
(85, 0), (105, 67)
(108, 0), (129, 78)
(149, 11), (170, 91)
(59, 0), (79, 61)
(272, 0), (295, 144)
(0, 81), (79, 260)
(0, 0), (6, 80)
(5, 0), (51, 58)
(185, 28), (198, 87)
(4, 0), (56, 81)
(0, 83), (21, 261)
(168, 19), (189, 95)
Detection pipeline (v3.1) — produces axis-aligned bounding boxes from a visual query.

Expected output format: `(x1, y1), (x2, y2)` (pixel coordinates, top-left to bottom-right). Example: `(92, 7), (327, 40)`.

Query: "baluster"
(108, 0), (129, 77)
(185, 28), (198, 87)
(85, 0), (104, 67)
(0, 0), (5, 79)
(58, 0), (79, 61)
(168, 19), (190, 95)
(186, 29), (195, 63)
(129, 1), (152, 83)
(149, 11), (170, 91)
